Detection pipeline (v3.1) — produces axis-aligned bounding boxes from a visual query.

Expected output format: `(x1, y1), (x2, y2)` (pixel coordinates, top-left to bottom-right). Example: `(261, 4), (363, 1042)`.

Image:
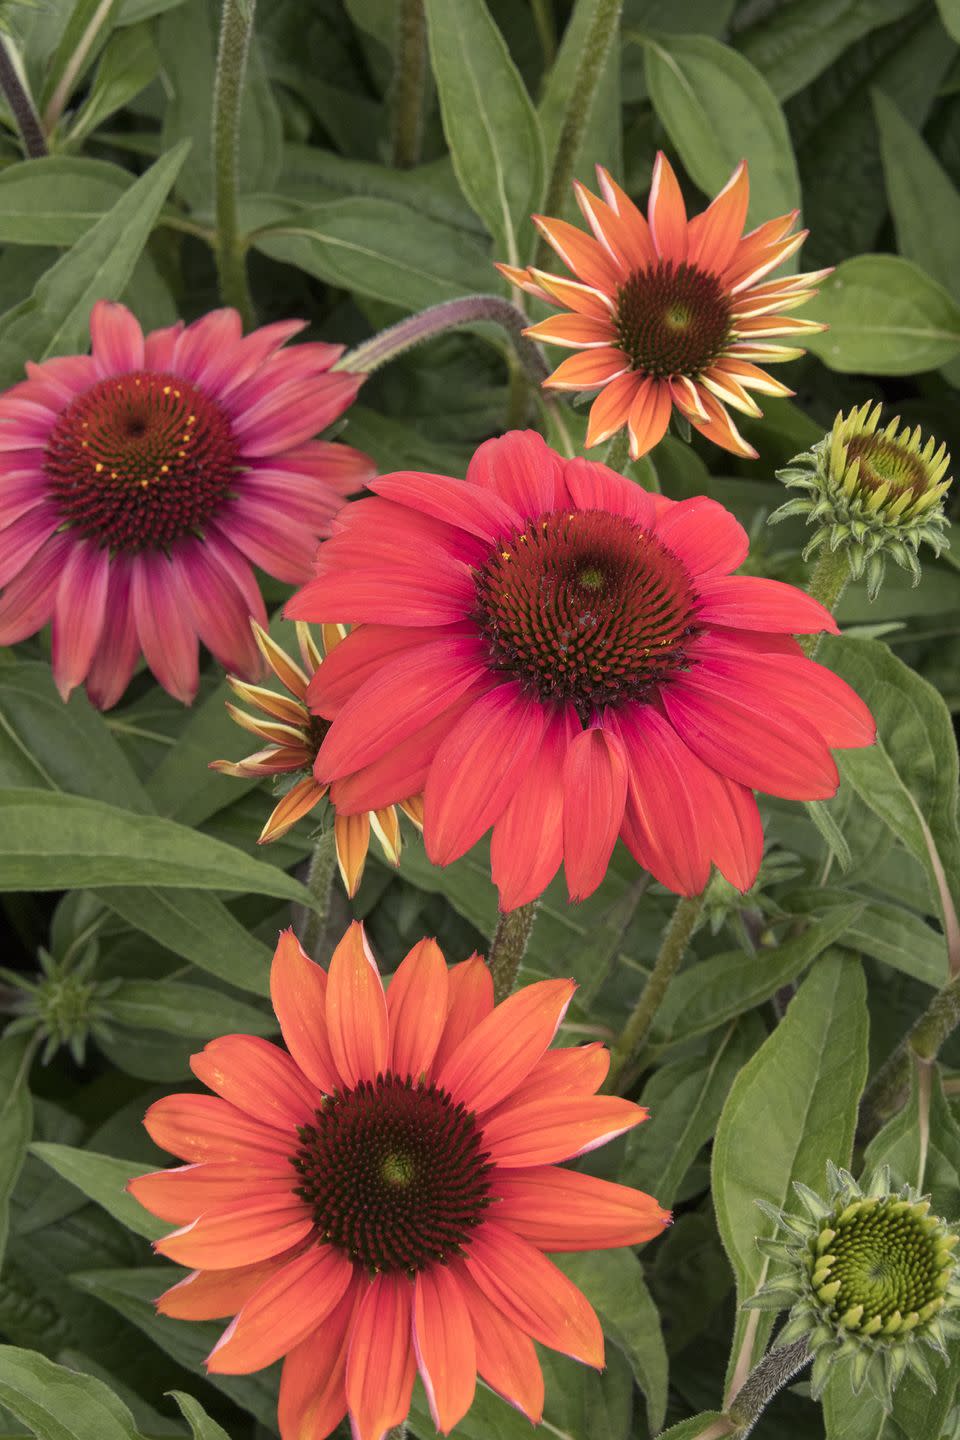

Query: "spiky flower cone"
(747, 1163), (960, 1408)
(772, 404), (952, 601)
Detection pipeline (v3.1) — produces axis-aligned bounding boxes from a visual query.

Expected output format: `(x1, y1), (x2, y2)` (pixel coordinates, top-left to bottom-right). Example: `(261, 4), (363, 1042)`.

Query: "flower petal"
(492, 1167), (670, 1249)
(51, 539), (111, 700)
(190, 1035), (320, 1132)
(648, 151), (688, 263)
(564, 456), (657, 527)
(687, 160), (749, 274)
(157, 1258), (288, 1320)
(696, 574), (838, 634)
(481, 1093), (647, 1166)
(278, 1280), (359, 1440)
(326, 921), (389, 1087)
(436, 979), (575, 1115)
(334, 810), (372, 896)
(131, 550), (199, 704)
(270, 928), (340, 1094)
(562, 723), (629, 902)
(207, 1243), (354, 1373)
(523, 313), (617, 349)
(143, 1094), (292, 1163)
(387, 937), (449, 1080)
(585, 372), (643, 448)
(655, 495), (748, 578)
(345, 1273), (417, 1440)
(448, 1262), (544, 1422)
(626, 377), (673, 460)
(499, 1043), (610, 1107)
(490, 704), (578, 912)
(430, 956), (494, 1079)
(413, 1264), (477, 1434)
(155, 1194), (313, 1268)
(85, 554), (141, 710)
(541, 347), (630, 394)
(90, 300), (145, 376)
(371, 471), (521, 542)
(128, 1161), (291, 1223)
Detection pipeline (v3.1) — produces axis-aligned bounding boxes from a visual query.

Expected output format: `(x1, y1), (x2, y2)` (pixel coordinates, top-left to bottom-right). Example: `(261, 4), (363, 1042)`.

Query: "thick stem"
(336, 294), (550, 387)
(488, 902), (539, 1003)
(727, 1337), (811, 1436)
(607, 891), (704, 1091)
(859, 971), (960, 1139)
(801, 548), (851, 658)
(212, 0), (256, 328)
(389, 0), (426, 169)
(0, 37), (47, 158)
(299, 829), (338, 961)
(534, 0), (623, 272)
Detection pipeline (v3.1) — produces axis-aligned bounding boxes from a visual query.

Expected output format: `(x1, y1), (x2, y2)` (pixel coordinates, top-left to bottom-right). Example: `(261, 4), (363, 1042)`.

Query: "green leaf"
(29, 1146), (166, 1243)
(652, 1415), (730, 1440)
(0, 158), (132, 245)
(641, 32), (800, 225)
(0, 1346), (143, 1440)
(0, 1035), (34, 1273)
(103, 979), (274, 1038)
(422, 0), (545, 266)
(556, 1250), (668, 1434)
(67, 22), (159, 145)
(937, 0), (960, 41)
(736, 0), (923, 101)
(39, 0), (122, 114)
(805, 255), (960, 374)
(787, 888), (947, 988)
(866, 1064), (960, 1218)
(712, 951), (869, 1389)
(823, 1353), (960, 1440)
(874, 88), (960, 304)
(168, 1394), (229, 1440)
(252, 198), (493, 312)
(0, 789), (313, 908)
(0, 143), (189, 387)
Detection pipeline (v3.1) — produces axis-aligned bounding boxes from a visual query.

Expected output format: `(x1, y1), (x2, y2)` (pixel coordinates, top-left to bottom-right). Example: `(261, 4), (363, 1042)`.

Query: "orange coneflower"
(130, 924), (669, 1440)
(499, 154), (830, 461)
(211, 621), (420, 895)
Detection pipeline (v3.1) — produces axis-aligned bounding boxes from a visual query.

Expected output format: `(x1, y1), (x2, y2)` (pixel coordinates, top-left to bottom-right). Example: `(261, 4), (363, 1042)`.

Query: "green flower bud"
(771, 403), (952, 601)
(744, 1163), (960, 1409)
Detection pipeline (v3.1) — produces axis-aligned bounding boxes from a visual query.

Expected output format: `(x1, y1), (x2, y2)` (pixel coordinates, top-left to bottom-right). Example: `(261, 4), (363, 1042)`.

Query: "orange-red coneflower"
(130, 924), (668, 1440)
(499, 154), (829, 460)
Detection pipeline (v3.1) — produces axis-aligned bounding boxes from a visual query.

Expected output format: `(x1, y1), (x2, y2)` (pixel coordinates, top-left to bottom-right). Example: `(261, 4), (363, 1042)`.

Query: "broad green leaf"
(538, 1347), (632, 1440)
(252, 198), (493, 312)
(0, 1346), (143, 1440)
(0, 143), (188, 387)
(104, 979), (274, 1038)
(277, 145), (484, 234)
(168, 1394), (229, 1440)
(641, 32), (800, 225)
(557, 1249), (668, 1434)
(0, 789), (314, 908)
(0, 1035), (33, 1272)
(0, 158), (131, 244)
(787, 889), (947, 988)
(805, 254), (960, 374)
(937, 0), (960, 41)
(712, 951), (869, 1390)
(423, 0), (545, 266)
(874, 89), (960, 303)
(737, 0), (923, 101)
(67, 22), (159, 145)
(29, 1146), (166, 1243)
(823, 1353), (960, 1440)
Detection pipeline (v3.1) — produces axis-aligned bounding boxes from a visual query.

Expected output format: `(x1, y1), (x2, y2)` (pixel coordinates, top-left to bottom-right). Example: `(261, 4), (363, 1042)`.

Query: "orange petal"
(371, 805), (402, 864)
(492, 1167), (670, 1249)
(627, 377), (673, 459)
(252, 620), (310, 698)
(495, 1043), (610, 1109)
(542, 347), (630, 393)
(157, 1257), (288, 1320)
(648, 151), (688, 263)
(687, 160), (749, 275)
(207, 1244), (353, 1374)
(449, 1262), (543, 1423)
(531, 213), (622, 290)
(326, 921), (389, 1087)
(259, 775), (326, 843)
(494, 261), (553, 304)
(594, 166), (658, 270)
(584, 371), (643, 447)
(723, 210), (798, 286)
(709, 356), (794, 397)
(570, 181), (635, 274)
(733, 312), (825, 338)
(668, 374), (710, 422)
(387, 937), (449, 1080)
(278, 1278), (360, 1440)
(128, 1161), (290, 1224)
(726, 340), (806, 364)
(270, 928), (340, 1094)
(227, 675), (306, 727)
(523, 313), (617, 349)
(464, 1223), (603, 1368)
(155, 1194), (313, 1269)
(345, 1273), (417, 1440)
(334, 809), (371, 896)
(190, 1035), (320, 1133)
(527, 269), (616, 318)
(431, 955), (494, 1078)
(144, 1094), (292, 1164)
(436, 978), (575, 1115)
(481, 1093), (647, 1167)
(399, 794), (424, 829)
(699, 369), (763, 419)
(729, 229), (807, 292)
(413, 1265), (477, 1434)
(687, 388), (759, 459)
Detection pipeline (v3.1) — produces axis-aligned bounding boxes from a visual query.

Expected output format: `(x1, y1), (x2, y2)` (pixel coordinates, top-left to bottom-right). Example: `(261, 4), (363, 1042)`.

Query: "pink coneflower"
(288, 431), (875, 910)
(0, 301), (373, 707)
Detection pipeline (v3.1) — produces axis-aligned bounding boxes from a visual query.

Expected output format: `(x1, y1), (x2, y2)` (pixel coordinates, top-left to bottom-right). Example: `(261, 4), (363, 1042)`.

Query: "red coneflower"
(0, 301), (373, 707)
(288, 431), (875, 910)
(130, 924), (667, 1440)
(498, 154), (830, 460)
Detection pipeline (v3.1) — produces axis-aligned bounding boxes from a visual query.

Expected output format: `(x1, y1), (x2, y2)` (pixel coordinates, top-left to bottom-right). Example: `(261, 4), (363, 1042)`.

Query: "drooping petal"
(387, 938), (449, 1080)
(190, 1035), (321, 1132)
(345, 1272), (417, 1440)
(436, 978), (575, 1115)
(523, 313), (618, 349)
(448, 1262), (544, 1422)
(481, 1093), (648, 1167)
(325, 921), (389, 1087)
(490, 704), (578, 912)
(171, 539), (263, 680)
(492, 1167), (670, 1249)
(50, 539), (111, 700)
(85, 554), (141, 710)
(278, 1280), (359, 1440)
(334, 810), (372, 896)
(413, 1265), (477, 1434)
(270, 928), (340, 1094)
(430, 956), (494, 1079)
(155, 1193), (313, 1268)
(207, 1243), (353, 1373)
(157, 1257), (289, 1320)
(131, 550), (199, 704)
(562, 723), (629, 902)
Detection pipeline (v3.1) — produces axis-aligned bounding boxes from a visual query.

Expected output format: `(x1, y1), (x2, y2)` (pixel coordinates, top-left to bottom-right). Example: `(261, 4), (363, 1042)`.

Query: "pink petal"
(371, 470), (521, 542)
(51, 539), (111, 700)
(564, 456), (657, 527)
(171, 538), (262, 679)
(142, 320), (185, 370)
(234, 374), (362, 457)
(655, 496), (749, 578)
(0, 504), (61, 588)
(0, 531), (72, 644)
(90, 301), (145, 377)
(696, 574), (838, 634)
(85, 554), (141, 710)
(131, 551), (199, 704)
(490, 704), (579, 911)
(171, 309), (243, 388)
(562, 722), (629, 902)
(466, 431), (569, 516)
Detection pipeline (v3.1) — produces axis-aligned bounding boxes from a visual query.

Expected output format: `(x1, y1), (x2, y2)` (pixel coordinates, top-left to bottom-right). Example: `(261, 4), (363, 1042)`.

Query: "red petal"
(696, 574), (839, 634)
(562, 724), (628, 902)
(490, 704), (578, 912)
(655, 496), (748, 578)
(371, 471), (520, 542)
(564, 456), (657, 527)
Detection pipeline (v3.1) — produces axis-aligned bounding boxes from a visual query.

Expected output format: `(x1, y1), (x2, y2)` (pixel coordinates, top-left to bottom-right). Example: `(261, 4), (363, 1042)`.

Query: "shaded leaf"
(0, 1035), (34, 1273)
(29, 1146), (166, 1243)
(806, 255), (960, 374)
(0, 1346), (143, 1440)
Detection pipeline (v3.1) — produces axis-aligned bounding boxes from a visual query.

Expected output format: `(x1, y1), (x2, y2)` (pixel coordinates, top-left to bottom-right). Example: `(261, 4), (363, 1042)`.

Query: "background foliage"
(0, 0), (959, 1437)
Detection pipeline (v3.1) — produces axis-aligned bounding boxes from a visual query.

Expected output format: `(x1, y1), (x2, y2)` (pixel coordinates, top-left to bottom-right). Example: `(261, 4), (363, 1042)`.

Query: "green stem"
(389, 0), (426, 169)
(530, 0), (557, 65)
(212, 0), (256, 328)
(607, 891), (705, 1091)
(726, 1338), (811, 1436)
(602, 429), (630, 473)
(801, 548), (851, 658)
(488, 902), (539, 1003)
(300, 829), (338, 961)
(859, 971), (960, 1140)
(534, 0), (623, 271)
(41, 0), (113, 136)
(0, 36), (47, 157)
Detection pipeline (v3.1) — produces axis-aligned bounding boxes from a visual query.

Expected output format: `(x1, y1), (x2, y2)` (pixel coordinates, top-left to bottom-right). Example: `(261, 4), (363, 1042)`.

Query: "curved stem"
(212, 0), (256, 328)
(801, 548), (851, 658)
(534, 0), (623, 272)
(300, 829), (338, 961)
(336, 294), (550, 387)
(488, 902), (539, 1003)
(389, 0), (426, 169)
(41, 0), (113, 136)
(859, 970), (960, 1140)
(607, 891), (704, 1092)
(726, 1338), (811, 1436)
(0, 37), (47, 158)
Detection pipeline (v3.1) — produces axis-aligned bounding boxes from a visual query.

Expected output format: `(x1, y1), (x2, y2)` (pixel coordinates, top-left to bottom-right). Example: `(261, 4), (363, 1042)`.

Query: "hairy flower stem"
(389, 0), (426, 168)
(0, 37), (47, 158)
(299, 829), (338, 961)
(534, 0), (624, 273)
(860, 972), (960, 1140)
(212, 0), (256, 329)
(726, 1338), (811, 1436)
(608, 891), (705, 1092)
(488, 902), (540, 1003)
(801, 548), (851, 658)
(337, 295), (550, 387)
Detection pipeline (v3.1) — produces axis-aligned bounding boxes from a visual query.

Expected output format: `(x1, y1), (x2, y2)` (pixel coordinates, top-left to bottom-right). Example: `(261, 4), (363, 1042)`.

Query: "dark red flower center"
(292, 1073), (492, 1274)
(475, 509), (699, 719)
(616, 261), (731, 378)
(44, 371), (240, 552)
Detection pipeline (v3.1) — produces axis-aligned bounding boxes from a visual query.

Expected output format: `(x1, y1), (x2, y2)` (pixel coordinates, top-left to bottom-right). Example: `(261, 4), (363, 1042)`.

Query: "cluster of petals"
(130, 924), (667, 1440)
(0, 301), (372, 707)
(288, 431), (876, 910)
(499, 154), (830, 460)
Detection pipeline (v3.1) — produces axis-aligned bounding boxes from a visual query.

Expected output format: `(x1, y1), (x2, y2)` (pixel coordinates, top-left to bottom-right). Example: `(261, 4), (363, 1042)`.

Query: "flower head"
(0, 301), (374, 707)
(211, 620), (420, 894)
(750, 1164), (960, 1407)
(129, 923), (668, 1440)
(773, 403), (953, 600)
(286, 430), (875, 911)
(498, 154), (829, 460)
